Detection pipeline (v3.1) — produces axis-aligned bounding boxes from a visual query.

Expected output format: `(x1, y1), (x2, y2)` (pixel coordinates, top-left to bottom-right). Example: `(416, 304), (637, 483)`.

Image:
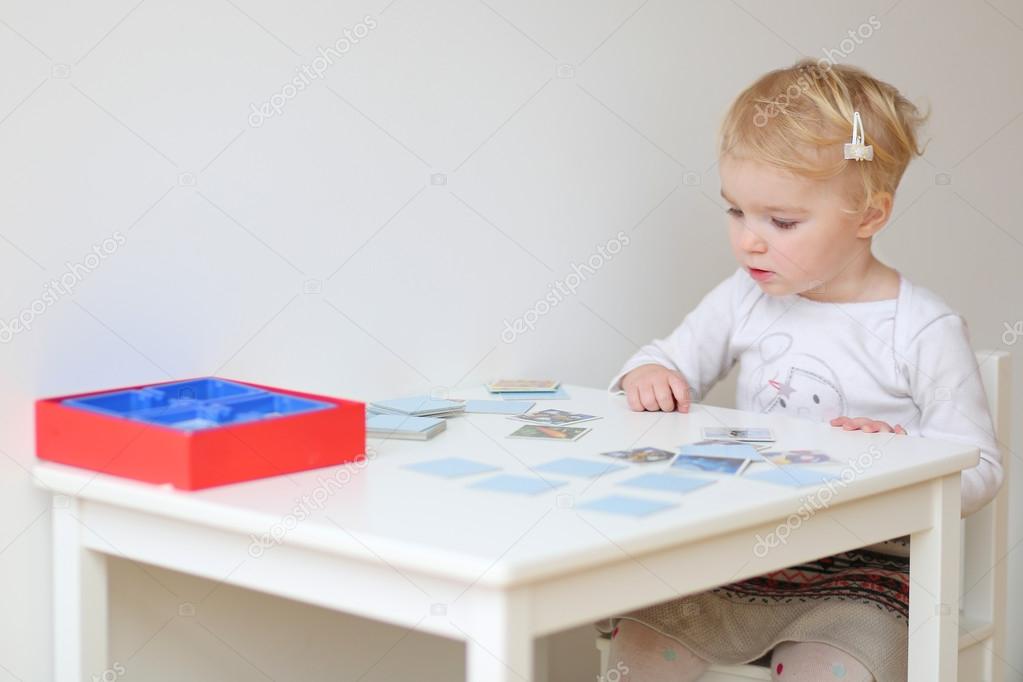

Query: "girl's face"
(719, 154), (880, 298)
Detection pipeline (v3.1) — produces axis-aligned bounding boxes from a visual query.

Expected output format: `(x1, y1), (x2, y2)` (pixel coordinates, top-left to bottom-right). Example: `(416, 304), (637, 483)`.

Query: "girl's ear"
(855, 191), (893, 238)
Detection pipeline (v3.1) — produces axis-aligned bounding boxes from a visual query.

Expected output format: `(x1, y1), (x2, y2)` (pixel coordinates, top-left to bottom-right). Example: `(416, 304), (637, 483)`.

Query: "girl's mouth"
(748, 267), (774, 282)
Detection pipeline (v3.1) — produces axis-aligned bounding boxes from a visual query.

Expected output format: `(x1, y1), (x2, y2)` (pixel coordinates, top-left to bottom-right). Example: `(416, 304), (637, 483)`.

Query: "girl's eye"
(726, 207), (743, 218)
(772, 218), (798, 230)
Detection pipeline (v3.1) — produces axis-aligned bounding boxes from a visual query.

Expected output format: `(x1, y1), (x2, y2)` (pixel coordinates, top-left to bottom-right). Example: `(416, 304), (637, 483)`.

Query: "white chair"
(597, 350), (1011, 681)
(958, 350), (1011, 682)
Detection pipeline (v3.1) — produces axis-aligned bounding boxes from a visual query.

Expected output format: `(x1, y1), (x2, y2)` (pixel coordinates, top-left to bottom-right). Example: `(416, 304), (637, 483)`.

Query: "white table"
(34, 385), (975, 681)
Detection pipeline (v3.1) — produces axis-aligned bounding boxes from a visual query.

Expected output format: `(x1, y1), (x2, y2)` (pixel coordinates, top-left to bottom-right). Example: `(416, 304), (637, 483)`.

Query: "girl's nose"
(741, 227), (767, 253)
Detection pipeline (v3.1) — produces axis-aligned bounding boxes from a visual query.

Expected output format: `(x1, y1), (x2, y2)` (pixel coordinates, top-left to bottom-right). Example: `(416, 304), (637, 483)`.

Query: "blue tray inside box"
(62, 378), (332, 431)
(159, 378), (260, 402)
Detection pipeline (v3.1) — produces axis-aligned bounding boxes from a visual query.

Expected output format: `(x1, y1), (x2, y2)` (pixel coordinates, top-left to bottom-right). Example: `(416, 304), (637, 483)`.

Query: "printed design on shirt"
(764, 366), (846, 421)
(747, 332), (847, 421)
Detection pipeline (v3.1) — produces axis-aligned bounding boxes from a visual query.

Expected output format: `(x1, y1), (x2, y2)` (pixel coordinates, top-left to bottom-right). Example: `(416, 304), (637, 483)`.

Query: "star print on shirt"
(768, 378), (796, 398)
(762, 366), (847, 421)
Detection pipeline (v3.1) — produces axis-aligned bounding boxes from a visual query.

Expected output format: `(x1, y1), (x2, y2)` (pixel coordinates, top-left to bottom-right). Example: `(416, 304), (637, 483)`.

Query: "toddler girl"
(604, 59), (1003, 681)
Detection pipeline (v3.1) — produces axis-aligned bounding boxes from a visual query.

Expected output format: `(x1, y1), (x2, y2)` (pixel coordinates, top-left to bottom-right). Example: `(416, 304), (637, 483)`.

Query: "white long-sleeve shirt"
(609, 267), (1003, 517)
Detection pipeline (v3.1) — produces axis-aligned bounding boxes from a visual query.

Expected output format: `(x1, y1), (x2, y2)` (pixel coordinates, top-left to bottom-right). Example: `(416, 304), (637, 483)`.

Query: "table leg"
(52, 496), (109, 682)
(461, 589), (533, 682)
(908, 474), (961, 680)
(533, 636), (549, 682)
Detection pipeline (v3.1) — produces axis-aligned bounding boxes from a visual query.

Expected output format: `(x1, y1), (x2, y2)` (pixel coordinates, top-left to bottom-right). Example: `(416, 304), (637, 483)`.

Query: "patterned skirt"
(611, 538), (911, 681)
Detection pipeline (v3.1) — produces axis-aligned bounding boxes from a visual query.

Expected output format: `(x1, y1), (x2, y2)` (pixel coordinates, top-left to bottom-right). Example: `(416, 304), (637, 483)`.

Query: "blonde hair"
(718, 59), (929, 214)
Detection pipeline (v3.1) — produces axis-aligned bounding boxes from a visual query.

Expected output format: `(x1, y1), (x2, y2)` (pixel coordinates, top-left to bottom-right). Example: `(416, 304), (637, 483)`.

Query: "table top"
(34, 385), (978, 587)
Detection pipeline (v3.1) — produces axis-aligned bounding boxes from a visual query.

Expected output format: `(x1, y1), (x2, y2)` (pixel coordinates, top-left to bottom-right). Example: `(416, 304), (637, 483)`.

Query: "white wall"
(1, 0), (1021, 679)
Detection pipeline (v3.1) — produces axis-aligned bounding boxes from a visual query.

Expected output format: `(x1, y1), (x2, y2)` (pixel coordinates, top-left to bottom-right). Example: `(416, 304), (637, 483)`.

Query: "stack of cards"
(702, 426), (774, 442)
(486, 379), (570, 401)
(366, 414), (447, 440)
(690, 438), (770, 452)
(369, 395), (465, 418)
(485, 379), (560, 393)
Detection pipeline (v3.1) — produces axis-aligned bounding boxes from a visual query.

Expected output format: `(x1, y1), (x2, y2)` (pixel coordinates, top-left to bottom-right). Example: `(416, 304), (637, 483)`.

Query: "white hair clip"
(844, 111), (873, 161)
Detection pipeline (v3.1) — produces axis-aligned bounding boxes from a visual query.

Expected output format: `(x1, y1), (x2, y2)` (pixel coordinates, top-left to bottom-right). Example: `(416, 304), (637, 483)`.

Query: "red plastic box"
(36, 377), (366, 490)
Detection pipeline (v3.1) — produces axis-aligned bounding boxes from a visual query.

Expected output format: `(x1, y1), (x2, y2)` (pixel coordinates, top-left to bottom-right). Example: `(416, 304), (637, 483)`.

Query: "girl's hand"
(830, 416), (907, 435)
(621, 364), (692, 413)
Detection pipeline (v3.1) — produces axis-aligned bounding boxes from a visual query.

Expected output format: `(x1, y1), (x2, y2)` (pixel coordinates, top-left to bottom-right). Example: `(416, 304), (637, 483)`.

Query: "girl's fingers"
(626, 385), (643, 412)
(639, 385), (659, 411)
(628, 373), (693, 413)
(841, 417), (873, 431)
(842, 417), (875, 431)
(667, 374), (690, 413)
(832, 417), (902, 434)
(654, 382), (676, 412)
(827, 417), (909, 434)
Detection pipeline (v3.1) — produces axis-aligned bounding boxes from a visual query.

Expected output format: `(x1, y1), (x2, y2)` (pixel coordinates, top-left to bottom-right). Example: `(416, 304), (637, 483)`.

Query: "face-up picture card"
(670, 453), (752, 475)
(600, 447), (674, 464)
(702, 426), (774, 442)
(577, 495), (678, 518)
(511, 409), (601, 426)
(617, 473), (716, 495)
(762, 450), (836, 466)
(403, 457), (499, 479)
(507, 424), (591, 442)
(534, 457), (626, 478)
(678, 442), (762, 460)
(468, 474), (567, 496)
